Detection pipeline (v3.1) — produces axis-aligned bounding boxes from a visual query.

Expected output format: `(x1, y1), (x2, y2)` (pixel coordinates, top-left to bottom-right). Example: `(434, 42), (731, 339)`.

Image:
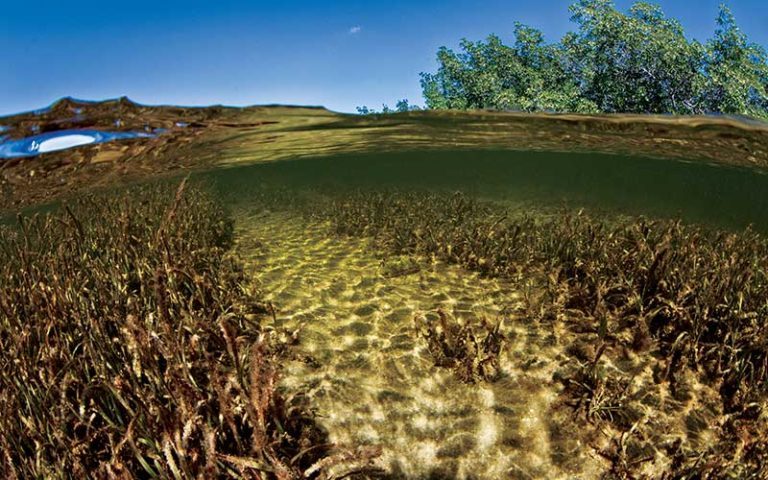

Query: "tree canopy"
(420, 1), (768, 118)
(356, 99), (422, 115)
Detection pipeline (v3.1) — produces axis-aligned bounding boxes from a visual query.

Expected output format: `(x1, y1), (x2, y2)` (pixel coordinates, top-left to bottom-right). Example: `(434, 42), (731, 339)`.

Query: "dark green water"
(203, 149), (768, 232)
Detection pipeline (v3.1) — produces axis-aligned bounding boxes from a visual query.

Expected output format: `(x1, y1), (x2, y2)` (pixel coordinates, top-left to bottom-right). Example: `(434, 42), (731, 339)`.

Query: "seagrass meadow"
(2, 102), (768, 479)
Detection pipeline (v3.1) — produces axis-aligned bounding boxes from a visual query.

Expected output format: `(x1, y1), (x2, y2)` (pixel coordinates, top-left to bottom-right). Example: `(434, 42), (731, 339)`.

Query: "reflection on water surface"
(0, 129), (153, 159)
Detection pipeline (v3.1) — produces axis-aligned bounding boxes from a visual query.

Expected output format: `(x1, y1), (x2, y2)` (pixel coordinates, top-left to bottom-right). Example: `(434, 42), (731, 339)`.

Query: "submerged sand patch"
(235, 210), (608, 479)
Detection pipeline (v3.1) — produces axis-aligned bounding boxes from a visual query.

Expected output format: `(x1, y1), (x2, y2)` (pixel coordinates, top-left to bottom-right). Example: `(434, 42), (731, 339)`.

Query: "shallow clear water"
(0, 129), (153, 159)
(235, 211), (602, 478)
(199, 148), (761, 478)
(233, 208), (720, 479)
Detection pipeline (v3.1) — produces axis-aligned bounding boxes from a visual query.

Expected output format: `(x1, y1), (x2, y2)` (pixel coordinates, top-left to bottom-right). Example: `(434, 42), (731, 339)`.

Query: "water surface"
(0, 129), (153, 159)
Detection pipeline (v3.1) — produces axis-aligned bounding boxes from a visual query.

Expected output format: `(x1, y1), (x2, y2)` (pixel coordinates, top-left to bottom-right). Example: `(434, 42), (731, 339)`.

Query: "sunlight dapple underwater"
(3, 0), (768, 477)
(2, 96), (768, 478)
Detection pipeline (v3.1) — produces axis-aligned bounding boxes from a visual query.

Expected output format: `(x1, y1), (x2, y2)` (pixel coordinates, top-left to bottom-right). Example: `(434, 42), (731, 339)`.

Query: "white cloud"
(349, 26), (362, 34)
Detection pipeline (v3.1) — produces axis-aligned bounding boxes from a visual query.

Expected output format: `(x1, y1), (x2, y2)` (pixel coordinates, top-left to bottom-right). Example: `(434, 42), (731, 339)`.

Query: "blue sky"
(2, 0), (767, 115)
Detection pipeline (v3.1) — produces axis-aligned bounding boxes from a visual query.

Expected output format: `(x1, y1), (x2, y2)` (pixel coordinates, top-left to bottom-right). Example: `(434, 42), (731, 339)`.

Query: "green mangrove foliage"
(0, 182), (380, 479)
(421, 1), (768, 118)
(356, 99), (422, 115)
(311, 189), (768, 477)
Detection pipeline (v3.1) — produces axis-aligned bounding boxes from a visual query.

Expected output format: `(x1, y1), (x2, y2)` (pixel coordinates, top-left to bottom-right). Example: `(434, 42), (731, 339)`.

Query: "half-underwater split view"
(3, 1), (768, 479)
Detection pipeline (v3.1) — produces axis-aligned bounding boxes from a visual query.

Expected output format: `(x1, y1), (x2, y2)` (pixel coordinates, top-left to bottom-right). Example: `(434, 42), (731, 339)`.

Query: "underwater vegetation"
(416, 309), (505, 384)
(302, 189), (768, 478)
(2, 174), (768, 478)
(0, 181), (382, 479)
